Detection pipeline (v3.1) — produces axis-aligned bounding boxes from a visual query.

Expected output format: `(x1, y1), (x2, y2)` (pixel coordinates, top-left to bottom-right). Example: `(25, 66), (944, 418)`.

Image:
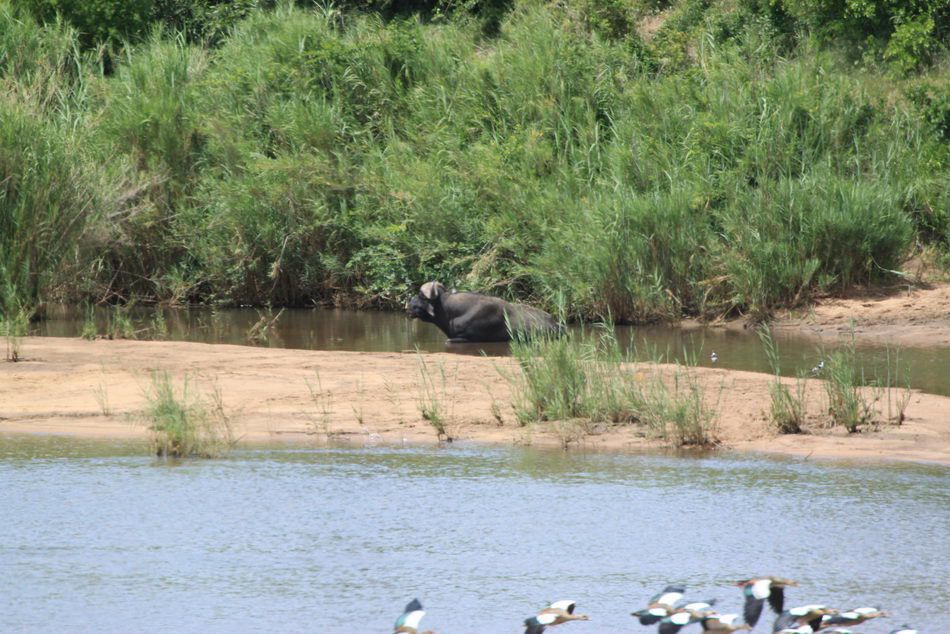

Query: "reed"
(506, 327), (718, 447)
(757, 326), (808, 434)
(415, 352), (453, 441)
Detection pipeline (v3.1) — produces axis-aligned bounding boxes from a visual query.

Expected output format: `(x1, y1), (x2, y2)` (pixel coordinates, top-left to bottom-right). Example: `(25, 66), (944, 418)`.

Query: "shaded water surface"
(33, 304), (950, 396)
(1, 435), (947, 632)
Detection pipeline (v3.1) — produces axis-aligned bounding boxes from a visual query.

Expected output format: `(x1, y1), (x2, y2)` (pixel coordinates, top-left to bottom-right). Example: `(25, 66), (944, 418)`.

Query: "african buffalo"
(406, 281), (560, 343)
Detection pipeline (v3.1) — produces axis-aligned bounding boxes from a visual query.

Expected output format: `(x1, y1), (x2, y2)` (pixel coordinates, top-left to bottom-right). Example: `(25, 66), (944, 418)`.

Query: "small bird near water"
(736, 576), (798, 628)
(524, 600), (590, 633)
(710, 351), (719, 364)
(811, 360), (825, 376)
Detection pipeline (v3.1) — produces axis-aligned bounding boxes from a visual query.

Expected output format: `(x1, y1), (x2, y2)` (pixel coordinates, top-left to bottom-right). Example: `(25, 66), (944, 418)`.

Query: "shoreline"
(2, 337), (948, 465)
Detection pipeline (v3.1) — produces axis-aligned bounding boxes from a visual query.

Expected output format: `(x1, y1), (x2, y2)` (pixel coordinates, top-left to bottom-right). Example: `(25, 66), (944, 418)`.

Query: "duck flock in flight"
(392, 576), (920, 633)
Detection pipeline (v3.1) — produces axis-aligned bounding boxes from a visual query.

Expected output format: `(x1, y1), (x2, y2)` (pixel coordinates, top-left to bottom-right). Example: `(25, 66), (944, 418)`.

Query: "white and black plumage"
(820, 607), (889, 628)
(811, 361), (825, 376)
(393, 598), (429, 634)
(524, 600), (590, 633)
(658, 610), (704, 634)
(700, 613), (751, 632)
(773, 605), (838, 633)
(632, 586), (687, 625)
(888, 626), (918, 634)
(736, 577), (798, 628)
(710, 352), (719, 364)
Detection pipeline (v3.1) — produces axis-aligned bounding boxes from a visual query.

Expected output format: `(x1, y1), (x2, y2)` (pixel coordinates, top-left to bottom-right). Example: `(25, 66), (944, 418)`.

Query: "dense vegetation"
(2, 0), (948, 323)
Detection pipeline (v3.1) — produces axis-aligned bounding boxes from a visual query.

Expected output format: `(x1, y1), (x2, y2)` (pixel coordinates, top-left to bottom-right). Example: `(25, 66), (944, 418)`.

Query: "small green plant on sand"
(143, 371), (236, 459)
(416, 351), (454, 441)
(1, 305), (29, 362)
(305, 371), (333, 435)
(877, 346), (913, 425)
(80, 305), (98, 340)
(94, 381), (112, 416)
(757, 326), (807, 434)
(635, 362), (721, 447)
(822, 333), (873, 432)
(107, 303), (137, 340)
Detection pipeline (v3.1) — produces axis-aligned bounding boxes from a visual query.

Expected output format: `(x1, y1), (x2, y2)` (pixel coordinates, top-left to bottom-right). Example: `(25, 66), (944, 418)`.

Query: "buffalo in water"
(406, 281), (560, 343)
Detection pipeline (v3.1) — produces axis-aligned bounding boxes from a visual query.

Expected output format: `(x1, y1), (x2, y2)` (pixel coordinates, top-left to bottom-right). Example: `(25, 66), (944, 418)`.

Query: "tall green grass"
(143, 371), (236, 458)
(506, 327), (718, 446)
(0, 0), (946, 317)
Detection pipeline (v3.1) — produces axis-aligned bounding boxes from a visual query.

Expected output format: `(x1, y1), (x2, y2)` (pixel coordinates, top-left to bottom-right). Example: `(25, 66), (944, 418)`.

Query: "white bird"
(700, 613), (751, 632)
(710, 352), (719, 364)
(736, 576), (798, 628)
(811, 361), (825, 376)
(821, 606), (889, 628)
(632, 585), (686, 625)
(772, 605), (838, 632)
(524, 600), (589, 633)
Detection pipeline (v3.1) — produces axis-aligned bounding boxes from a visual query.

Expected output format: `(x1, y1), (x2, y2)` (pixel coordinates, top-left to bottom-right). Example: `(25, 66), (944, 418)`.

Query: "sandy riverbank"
(2, 337), (948, 464)
(770, 281), (950, 347)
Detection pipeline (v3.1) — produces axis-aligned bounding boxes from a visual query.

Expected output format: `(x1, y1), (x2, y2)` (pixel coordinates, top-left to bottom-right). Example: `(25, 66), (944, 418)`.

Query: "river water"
(33, 305), (950, 397)
(1, 435), (947, 632)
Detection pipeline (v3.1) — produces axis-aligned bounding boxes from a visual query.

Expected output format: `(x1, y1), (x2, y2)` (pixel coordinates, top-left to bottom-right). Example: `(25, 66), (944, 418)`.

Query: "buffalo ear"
(419, 281), (445, 300)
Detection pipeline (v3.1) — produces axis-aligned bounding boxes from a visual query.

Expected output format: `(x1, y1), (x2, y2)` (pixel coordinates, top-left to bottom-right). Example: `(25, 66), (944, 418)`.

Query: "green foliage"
(144, 370), (235, 459)
(506, 326), (718, 446)
(0, 299), (30, 362)
(21, 0), (154, 48)
(757, 326), (807, 433)
(0, 0), (947, 317)
(0, 103), (99, 308)
(766, 0), (949, 73)
(823, 336), (872, 432)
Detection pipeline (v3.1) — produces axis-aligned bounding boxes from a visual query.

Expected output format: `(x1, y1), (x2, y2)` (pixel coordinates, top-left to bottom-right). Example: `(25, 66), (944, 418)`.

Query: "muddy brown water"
(0, 435), (946, 632)
(33, 305), (950, 396)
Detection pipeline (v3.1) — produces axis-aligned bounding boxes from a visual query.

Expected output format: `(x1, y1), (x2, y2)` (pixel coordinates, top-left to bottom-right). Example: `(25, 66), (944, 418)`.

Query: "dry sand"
(771, 281), (950, 348)
(2, 336), (948, 465)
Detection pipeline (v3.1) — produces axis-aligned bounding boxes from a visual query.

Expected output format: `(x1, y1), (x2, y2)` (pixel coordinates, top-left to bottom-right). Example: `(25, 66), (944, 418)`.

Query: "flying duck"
(820, 607), (889, 628)
(736, 577), (799, 628)
(632, 585), (687, 625)
(524, 600), (590, 633)
(393, 598), (432, 634)
(700, 613), (752, 632)
(773, 605), (838, 633)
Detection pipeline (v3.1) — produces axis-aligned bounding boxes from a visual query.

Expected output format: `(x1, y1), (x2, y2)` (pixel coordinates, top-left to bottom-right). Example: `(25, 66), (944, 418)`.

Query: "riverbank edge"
(2, 337), (949, 465)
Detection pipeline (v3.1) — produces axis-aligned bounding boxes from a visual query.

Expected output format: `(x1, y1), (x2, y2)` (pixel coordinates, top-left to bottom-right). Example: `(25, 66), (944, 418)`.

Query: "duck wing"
(632, 607), (668, 625)
(660, 611), (697, 634)
(394, 599), (425, 632)
(524, 616), (546, 634)
(768, 586), (785, 615)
